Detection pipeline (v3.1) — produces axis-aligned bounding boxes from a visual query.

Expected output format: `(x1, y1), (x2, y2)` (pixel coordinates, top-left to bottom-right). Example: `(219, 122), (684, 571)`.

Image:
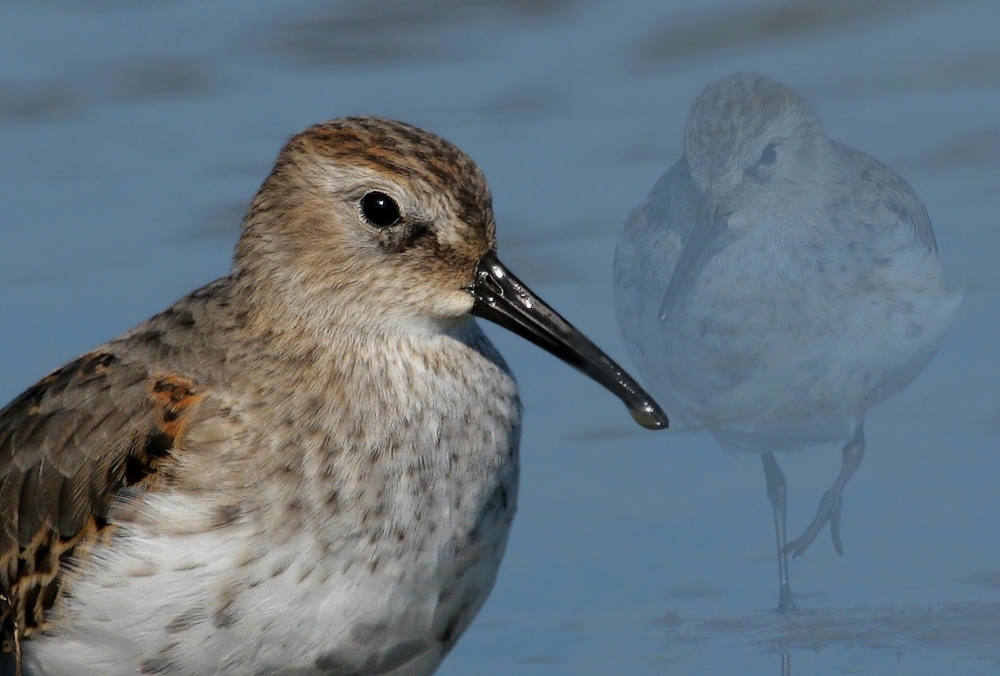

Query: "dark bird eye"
(758, 143), (778, 166)
(360, 191), (401, 227)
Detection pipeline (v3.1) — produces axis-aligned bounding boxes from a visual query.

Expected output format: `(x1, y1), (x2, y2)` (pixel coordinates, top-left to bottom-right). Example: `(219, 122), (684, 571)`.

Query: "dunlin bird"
(614, 73), (960, 612)
(0, 117), (667, 675)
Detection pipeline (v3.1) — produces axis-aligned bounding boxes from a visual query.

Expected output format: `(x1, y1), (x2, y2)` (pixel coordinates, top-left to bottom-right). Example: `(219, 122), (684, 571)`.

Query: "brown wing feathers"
(0, 351), (205, 651)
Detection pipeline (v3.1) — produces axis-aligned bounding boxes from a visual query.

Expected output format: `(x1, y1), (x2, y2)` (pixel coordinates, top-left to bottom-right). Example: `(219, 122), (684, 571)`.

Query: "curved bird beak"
(659, 193), (732, 322)
(469, 251), (668, 430)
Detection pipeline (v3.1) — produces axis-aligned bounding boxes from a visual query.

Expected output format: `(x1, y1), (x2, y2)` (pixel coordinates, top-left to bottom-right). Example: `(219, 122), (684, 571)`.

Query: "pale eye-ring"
(360, 191), (401, 228)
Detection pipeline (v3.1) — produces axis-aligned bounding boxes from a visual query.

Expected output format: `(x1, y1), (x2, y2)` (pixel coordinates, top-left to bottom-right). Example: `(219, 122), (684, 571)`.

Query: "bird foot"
(784, 488), (844, 558)
(775, 587), (798, 614)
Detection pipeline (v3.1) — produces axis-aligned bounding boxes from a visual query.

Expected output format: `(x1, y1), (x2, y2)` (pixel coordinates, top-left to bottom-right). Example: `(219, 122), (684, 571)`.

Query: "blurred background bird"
(614, 72), (961, 612)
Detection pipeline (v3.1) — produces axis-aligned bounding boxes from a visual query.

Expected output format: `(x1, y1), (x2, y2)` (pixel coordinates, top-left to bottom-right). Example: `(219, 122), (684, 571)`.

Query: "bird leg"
(761, 452), (796, 612)
(785, 423), (866, 558)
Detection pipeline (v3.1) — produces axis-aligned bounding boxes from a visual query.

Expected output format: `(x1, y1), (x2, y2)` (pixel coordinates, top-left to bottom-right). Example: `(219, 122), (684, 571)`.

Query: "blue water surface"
(1, 1), (998, 674)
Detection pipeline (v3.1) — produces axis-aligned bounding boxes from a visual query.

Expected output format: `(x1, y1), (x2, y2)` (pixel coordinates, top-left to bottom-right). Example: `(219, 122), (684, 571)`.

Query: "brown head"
(233, 116), (668, 429)
(235, 117), (496, 330)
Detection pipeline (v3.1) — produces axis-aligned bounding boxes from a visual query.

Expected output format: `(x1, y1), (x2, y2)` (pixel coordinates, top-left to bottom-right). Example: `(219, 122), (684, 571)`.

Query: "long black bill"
(469, 251), (668, 430)
(658, 194), (731, 322)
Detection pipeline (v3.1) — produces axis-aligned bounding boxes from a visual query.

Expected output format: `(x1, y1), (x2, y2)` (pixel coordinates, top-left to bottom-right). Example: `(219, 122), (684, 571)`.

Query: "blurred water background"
(1, 1), (997, 674)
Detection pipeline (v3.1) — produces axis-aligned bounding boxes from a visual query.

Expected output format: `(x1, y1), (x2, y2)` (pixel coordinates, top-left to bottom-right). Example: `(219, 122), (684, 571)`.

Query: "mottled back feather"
(0, 280), (237, 651)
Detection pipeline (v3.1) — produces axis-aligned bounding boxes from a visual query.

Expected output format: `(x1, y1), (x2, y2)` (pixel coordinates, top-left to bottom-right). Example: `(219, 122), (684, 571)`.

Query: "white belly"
(26, 464), (516, 676)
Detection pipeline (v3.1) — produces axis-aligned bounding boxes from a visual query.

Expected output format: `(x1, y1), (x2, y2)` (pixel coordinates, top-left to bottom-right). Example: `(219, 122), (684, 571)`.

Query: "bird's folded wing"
(0, 349), (209, 649)
(839, 143), (938, 255)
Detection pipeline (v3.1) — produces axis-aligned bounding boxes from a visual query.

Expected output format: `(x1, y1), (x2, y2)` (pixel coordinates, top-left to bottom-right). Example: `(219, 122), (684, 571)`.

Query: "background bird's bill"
(659, 191), (730, 322)
(469, 251), (668, 430)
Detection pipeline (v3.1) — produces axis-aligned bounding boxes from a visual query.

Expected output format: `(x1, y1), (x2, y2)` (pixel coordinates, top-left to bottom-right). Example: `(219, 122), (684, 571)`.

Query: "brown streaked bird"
(0, 117), (667, 676)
